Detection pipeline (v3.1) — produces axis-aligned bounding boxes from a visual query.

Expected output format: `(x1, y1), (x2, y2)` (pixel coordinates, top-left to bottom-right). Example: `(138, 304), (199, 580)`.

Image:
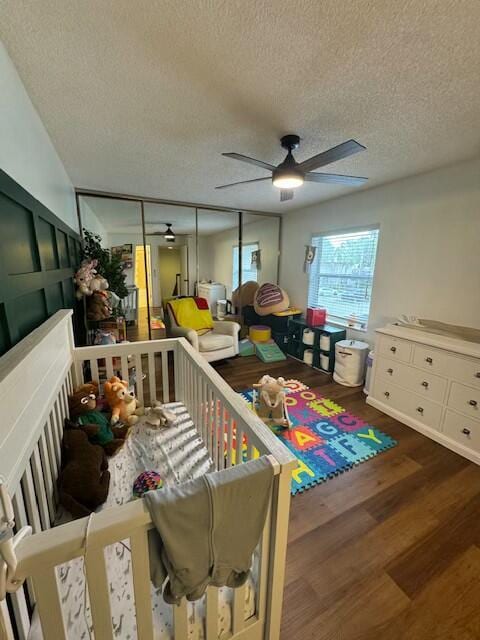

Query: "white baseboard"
(366, 395), (480, 466)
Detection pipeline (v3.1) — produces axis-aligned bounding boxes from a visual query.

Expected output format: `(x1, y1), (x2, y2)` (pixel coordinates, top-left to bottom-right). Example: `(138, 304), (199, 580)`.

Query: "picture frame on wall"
(112, 244), (133, 269)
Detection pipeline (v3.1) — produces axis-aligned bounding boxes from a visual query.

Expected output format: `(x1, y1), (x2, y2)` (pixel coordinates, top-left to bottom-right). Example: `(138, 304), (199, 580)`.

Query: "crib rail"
(0, 311), (295, 640)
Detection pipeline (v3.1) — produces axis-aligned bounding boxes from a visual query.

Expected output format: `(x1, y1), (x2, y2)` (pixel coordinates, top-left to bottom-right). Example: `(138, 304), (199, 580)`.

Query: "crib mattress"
(28, 402), (257, 639)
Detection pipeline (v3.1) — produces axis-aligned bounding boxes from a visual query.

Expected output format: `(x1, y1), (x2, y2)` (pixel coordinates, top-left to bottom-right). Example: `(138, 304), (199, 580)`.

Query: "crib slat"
(67, 369), (74, 393)
(61, 383), (69, 421)
(55, 396), (65, 441)
(39, 430), (56, 520)
(32, 567), (67, 640)
(148, 353), (156, 405)
(206, 388), (212, 461)
(232, 583), (247, 634)
(0, 599), (14, 640)
(10, 587), (30, 640)
(105, 356), (114, 380)
(121, 355), (129, 386)
(173, 597), (189, 639)
(21, 463), (42, 533)
(90, 358), (100, 384)
(73, 358), (84, 386)
(50, 409), (62, 469)
(45, 415), (60, 486)
(213, 397), (220, 472)
(85, 546), (114, 640)
(205, 587), (219, 640)
(12, 493), (36, 605)
(227, 417), (235, 469)
(235, 426), (244, 467)
(256, 502), (272, 622)
(134, 353), (144, 405)
(31, 445), (50, 529)
(130, 530), (154, 640)
(162, 351), (169, 402)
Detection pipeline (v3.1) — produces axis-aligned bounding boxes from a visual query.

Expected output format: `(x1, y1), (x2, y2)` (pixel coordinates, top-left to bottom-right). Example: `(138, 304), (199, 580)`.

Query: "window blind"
(307, 228), (379, 329)
(232, 242), (259, 290)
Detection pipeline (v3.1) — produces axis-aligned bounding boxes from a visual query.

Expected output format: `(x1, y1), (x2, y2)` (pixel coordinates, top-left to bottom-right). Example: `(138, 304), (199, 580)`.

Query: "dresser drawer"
(443, 409), (480, 453)
(448, 382), (480, 420)
(376, 356), (447, 403)
(378, 335), (412, 363)
(413, 345), (480, 389)
(374, 379), (443, 429)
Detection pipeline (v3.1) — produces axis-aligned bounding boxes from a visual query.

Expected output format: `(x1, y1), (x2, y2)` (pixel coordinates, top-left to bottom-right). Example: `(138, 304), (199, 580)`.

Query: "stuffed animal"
(58, 428), (110, 519)
(104, 376), (143, 426)
(145, 401), (177, 428)
(74, 259), (97, 299)
(253, 375), (291, 427)
(87, 290), (112, 321)
(68, 382), (129, 456)
(253, 283), (290, 316)
(231, 280), (259, 310)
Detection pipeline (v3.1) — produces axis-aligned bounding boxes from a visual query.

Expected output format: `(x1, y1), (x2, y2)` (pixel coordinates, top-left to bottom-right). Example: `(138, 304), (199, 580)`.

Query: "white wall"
(80, 200), (109, 244)
(202, 217), (280, 297)
(280, 157), (480, 343)
(0, 41), (77, 231)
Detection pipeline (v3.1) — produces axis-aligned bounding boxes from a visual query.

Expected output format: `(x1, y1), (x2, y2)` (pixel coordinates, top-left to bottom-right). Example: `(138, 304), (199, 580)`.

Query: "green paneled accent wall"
(0, 169), (81, 355)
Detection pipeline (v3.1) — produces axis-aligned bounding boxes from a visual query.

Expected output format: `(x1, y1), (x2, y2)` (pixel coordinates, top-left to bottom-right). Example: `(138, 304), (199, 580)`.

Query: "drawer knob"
(421, 381), (429, 388)
(416, 406), (424, 414)
(425, 357), (433, 364)
(462, 428), (471, 436)
(387, 368), (393, 375)
(476, 372), (480, 379)
(384, 391), (390, 398)
(469, 400), (478, 407)
(390, 346), (397, 353)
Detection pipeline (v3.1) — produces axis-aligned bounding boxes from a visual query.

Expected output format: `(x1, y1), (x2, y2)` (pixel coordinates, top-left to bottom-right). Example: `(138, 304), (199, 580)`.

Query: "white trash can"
(333, 339), (370, 387)
(363, 350), (374, 395)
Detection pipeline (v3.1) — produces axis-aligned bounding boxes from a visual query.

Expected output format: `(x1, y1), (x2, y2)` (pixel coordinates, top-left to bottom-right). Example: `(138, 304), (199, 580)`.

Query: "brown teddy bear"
(58, 428), (110, 519)
(68, 382), (130, 456)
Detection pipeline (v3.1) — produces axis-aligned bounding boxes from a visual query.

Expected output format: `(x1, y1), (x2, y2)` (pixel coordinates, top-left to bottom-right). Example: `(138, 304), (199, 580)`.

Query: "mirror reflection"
(78, 194), (280, 345)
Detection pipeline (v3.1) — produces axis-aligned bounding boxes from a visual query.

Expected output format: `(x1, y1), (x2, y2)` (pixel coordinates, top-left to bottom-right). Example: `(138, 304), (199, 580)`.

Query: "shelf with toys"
(287, 315), (346, 374)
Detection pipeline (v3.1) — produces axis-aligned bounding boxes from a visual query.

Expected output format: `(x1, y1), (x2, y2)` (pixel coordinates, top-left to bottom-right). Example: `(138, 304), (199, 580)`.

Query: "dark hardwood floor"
(214, 355), (480, 640)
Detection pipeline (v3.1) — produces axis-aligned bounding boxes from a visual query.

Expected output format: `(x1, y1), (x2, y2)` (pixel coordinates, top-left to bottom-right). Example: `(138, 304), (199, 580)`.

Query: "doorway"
(135, 244), (153, 308)
(158, 247), (181, 305)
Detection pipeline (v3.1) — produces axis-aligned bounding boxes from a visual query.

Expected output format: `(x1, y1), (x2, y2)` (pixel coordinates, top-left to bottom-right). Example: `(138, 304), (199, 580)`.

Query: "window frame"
(307, 224), (380, 331)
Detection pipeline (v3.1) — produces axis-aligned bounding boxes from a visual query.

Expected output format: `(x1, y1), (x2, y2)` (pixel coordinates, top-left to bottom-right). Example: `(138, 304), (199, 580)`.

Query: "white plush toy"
(145, 402), (177, 428)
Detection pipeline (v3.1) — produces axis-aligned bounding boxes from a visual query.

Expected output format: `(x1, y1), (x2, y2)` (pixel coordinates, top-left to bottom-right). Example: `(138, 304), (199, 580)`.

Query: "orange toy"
(104, 376), (143, 426)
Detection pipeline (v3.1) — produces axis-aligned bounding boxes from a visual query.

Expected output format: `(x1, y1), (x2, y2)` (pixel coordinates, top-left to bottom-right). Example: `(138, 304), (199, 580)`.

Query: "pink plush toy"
(74, 259), (109, 299)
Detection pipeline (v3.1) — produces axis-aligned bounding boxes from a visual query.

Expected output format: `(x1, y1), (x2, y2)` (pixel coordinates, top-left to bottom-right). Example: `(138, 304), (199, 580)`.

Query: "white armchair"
(166, 304), (240, 363)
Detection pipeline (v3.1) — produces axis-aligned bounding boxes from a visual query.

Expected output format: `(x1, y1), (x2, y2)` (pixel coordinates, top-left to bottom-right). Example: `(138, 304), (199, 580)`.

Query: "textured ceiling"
(1, 0), (480, 212)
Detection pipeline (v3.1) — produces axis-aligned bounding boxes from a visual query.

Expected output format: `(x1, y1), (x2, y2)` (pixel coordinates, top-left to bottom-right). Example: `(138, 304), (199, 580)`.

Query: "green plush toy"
(68, 382), (130, 456)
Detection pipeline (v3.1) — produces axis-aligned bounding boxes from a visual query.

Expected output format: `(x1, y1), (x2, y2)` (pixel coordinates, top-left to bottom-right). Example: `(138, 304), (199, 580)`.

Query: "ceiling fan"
(148, 222), (176, 242)
(216, 134), (367, 202)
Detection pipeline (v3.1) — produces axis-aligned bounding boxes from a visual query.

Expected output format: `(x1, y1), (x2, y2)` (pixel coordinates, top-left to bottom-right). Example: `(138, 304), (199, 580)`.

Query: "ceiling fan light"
(164, 223), (175, 242)
(272, 173), (304, 189)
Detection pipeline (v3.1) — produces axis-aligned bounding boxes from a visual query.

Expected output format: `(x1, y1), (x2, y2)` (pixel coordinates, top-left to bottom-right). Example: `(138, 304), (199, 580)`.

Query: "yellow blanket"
(168, 298), (214, 332)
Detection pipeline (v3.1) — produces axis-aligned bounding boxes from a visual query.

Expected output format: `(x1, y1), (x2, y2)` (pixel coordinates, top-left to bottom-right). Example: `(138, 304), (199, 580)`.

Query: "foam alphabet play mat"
(240, 381), (397, 495)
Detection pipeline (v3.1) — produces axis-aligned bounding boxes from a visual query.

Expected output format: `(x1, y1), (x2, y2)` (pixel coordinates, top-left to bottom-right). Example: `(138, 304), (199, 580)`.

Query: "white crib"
(0, 310), (295, 640)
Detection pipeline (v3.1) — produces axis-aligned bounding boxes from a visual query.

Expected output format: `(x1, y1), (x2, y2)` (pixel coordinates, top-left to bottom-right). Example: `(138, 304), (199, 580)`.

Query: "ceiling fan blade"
(304, 172), (368, 186)
(215, 177), (271, 190)
(280, 189), (294, 202)
(222, 152), (276, 172)
(298, 139), (366, 172)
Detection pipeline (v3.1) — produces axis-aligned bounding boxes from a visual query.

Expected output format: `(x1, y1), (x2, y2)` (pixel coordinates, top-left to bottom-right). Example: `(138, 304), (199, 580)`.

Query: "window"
(307, 227), (379, 330)
(232, 242), (259, 290)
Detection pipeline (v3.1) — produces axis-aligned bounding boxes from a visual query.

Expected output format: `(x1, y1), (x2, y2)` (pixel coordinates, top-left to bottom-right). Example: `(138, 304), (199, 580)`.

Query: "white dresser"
(367, 325), (480, 464)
